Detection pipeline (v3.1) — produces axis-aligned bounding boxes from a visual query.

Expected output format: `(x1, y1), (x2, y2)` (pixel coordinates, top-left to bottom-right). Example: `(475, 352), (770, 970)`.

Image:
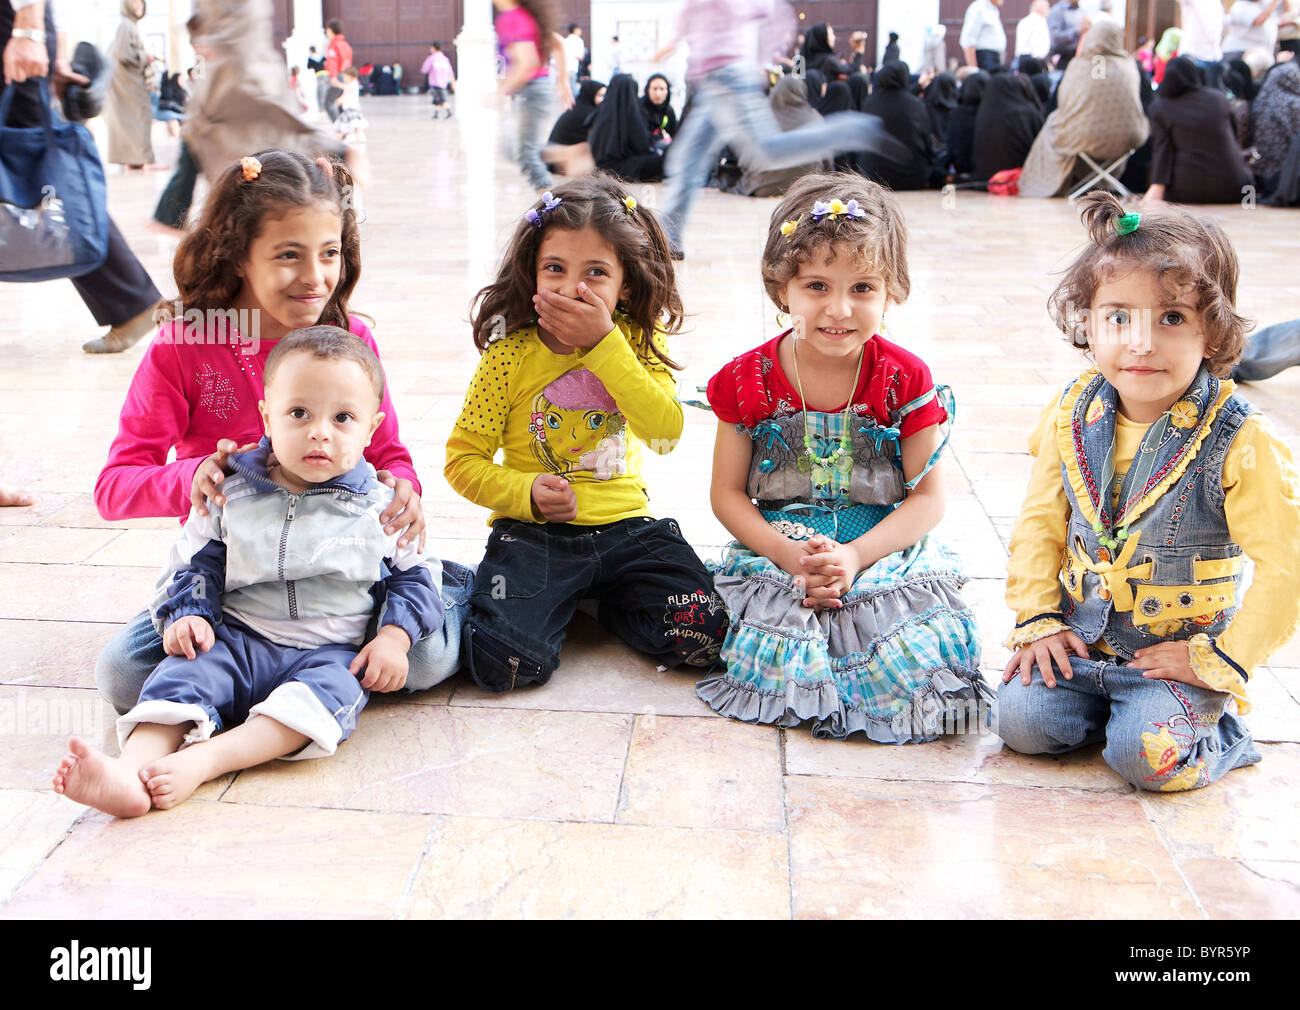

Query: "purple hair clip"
(525, 191), (563, 228)
(811, 198), (866, 222)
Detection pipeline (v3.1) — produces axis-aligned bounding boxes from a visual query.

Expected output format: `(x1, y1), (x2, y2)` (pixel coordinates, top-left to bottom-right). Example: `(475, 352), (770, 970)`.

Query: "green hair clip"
(1115, 213), (1141, 237)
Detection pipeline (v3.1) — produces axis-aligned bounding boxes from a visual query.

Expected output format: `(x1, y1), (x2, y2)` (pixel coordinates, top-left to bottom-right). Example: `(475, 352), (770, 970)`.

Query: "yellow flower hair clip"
(780, 215), (801, 239)
(623, 195), (638, 214)
(240, 156), (262, 182)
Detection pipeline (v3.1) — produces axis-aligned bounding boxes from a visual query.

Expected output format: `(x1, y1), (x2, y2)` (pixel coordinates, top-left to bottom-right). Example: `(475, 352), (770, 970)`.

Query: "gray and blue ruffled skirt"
(697, 536), (990, 742)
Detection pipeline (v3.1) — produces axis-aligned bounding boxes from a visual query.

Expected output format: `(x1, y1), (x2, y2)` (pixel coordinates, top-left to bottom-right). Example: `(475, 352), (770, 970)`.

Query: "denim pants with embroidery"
(996, 654), (1260, 792)
(462, 516), (728, 692)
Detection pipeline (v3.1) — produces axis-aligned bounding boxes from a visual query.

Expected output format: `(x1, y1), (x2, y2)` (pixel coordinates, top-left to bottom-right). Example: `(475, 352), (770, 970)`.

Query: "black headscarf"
(1223, 58), (1257, 103)
(1018, 56), (1053, 107)
(547, 78), (605, 146)
(802, 22), (847, 78)
(923, 72), (958, 143)
(972, 72), (1045, 180)
(859, 61), (938, 189)
(847, 73), (870, 111)
(820, 80), (854, 115)
(589, 74), (654, 165)
(946, 72), (989, 176)
(640, 72), (678, 137)
(1160, 56), (1204, 101)
(884, 33), (900, 65)
(804, 69), (827, 109)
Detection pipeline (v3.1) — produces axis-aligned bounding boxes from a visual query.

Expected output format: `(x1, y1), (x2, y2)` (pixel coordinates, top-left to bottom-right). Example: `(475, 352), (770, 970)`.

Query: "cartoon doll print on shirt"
(528, 369), (628, 481)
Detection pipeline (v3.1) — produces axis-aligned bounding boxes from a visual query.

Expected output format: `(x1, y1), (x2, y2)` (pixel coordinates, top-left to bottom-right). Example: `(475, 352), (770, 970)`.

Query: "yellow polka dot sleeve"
(454, 335), (522, 439)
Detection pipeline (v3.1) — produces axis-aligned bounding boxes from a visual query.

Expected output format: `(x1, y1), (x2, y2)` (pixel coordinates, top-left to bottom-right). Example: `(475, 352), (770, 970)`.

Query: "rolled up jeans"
(1233, 318), (1300, 382)
(94, 560), (476, 713)
(660, 62), (897, 250)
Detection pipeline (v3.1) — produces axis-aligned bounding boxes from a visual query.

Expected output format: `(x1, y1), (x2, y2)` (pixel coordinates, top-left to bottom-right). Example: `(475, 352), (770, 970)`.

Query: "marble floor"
(2, 95), (1299, 919)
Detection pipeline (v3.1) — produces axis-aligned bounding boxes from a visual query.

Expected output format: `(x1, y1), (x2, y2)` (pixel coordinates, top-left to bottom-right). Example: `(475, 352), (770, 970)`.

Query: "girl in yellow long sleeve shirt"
(997, 193), (1300, 792)
(446, 176), (728, 692)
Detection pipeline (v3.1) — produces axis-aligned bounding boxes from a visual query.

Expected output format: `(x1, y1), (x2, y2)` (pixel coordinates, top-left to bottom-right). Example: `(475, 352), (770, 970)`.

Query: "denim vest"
(1055, 368), (1254, 660)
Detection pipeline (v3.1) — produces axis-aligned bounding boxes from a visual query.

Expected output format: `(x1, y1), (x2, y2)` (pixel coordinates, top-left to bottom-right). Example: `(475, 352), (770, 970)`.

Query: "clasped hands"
(779, 534), (867, 610)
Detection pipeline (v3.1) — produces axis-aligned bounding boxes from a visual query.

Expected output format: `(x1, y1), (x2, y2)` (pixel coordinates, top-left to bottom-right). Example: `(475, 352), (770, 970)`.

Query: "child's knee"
(661, 592), (730, 668)
(461, 619), (555, 693)
(994, 678), (1084, 755)
(1102, 722), (1210, 793)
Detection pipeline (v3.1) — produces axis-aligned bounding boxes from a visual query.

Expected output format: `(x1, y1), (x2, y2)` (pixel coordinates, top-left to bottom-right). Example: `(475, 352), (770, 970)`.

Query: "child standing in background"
(446, 174), (728, 692)
(998, 193), (1300, 792)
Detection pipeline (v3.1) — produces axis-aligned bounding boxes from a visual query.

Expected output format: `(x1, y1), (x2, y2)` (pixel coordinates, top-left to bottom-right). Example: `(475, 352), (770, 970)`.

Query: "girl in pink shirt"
(94, 150), (468, 711)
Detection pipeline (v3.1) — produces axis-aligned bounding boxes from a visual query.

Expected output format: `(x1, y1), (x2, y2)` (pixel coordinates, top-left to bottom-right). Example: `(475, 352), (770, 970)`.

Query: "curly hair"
(1049, 191), (1251, 378)
(164, 150), (361, 332)
(761, 172), (910, 310)
(469, 173), (683, 369)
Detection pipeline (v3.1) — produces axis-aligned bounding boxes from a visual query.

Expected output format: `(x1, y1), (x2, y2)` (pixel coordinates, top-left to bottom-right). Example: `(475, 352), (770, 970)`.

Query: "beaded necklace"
(790, 338), (866, 491)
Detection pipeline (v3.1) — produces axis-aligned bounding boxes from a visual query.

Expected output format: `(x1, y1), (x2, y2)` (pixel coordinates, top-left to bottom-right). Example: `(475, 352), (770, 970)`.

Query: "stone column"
(457, 0), (500, 299)
(281, 0), (324, 110)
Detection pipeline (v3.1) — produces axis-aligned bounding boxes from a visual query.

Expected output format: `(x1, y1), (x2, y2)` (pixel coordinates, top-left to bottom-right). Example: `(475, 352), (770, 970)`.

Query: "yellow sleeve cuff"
(1187, 633), (1251, 714)
(1005, 616), (1072, 651)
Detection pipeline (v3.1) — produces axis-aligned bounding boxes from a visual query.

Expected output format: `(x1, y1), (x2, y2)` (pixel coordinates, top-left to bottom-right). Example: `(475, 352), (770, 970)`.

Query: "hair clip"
(811, 198), (866, 222)
(780, 215), (802, 239)
(315, 156), (335, 179)
(240, 156), (262, 182)
(623, 195), (637, 214)
(1115, 212), (1141, 236)
(525, 191), (563, 228)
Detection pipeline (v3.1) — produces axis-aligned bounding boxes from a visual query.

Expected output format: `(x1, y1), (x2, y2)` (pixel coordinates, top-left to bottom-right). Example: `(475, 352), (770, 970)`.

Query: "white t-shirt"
(563, 32), (586, 72)
(1223, 1), (1280, 54)
(1015, 12), (1051, 57)
(961, 0), (1008, 52)
(1179, 0), (1225, 61)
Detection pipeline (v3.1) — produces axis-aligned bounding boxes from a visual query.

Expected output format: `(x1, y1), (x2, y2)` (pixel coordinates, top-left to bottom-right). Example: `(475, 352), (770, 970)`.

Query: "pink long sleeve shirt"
(95, 315), (419, 521)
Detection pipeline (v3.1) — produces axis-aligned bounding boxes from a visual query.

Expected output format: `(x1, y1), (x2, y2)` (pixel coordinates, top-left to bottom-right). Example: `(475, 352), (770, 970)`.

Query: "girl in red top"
(699, 172), (987, 742)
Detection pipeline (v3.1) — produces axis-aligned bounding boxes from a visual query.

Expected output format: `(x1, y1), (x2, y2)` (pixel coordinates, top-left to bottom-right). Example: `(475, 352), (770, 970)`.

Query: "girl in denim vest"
(998, 192), (1300, 792)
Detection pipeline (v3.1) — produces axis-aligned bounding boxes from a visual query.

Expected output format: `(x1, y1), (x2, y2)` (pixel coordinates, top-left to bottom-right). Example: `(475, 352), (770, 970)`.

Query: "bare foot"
(52, 737), (152, 818)
(140, 747), (213, 810)
(0, 486), (35, 507)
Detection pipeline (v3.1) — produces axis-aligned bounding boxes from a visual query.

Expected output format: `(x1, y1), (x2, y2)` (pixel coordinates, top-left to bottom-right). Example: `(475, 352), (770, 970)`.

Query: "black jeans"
(976, 49), (1003, 72)
(153, 142), (198, 229)
(462, 516), (729, 692)
(0, 4), (161, 326)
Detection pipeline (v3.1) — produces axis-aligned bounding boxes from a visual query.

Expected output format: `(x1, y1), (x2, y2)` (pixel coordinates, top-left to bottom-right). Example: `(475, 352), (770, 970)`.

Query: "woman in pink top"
(495, 0), (572, 189)
(94, 150), (469, 711)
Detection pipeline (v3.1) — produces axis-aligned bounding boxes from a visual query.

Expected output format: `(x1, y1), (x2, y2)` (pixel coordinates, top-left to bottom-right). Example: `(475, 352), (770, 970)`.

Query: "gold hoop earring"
(776, 309), (791, 330)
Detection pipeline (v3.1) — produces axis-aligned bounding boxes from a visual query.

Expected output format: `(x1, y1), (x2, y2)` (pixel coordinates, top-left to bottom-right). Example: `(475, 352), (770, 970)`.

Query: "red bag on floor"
(987, 168), (1022, 196)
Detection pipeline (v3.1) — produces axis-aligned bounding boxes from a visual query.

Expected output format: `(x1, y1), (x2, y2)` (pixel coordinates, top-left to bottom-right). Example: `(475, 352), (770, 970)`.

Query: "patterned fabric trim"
(1055, 370), (1238, 532)
(1188, 632), (1250, 714)
(1004, 615), (1071, 650)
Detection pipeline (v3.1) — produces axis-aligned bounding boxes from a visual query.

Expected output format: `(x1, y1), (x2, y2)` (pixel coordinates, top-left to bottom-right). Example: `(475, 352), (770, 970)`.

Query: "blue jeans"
(512, 76), (555, 190)
(95, 560), (475, 713)
(996, 655), (1260, 792)
(660, 62), (903, 251)
(1234, 318), (1300, 381)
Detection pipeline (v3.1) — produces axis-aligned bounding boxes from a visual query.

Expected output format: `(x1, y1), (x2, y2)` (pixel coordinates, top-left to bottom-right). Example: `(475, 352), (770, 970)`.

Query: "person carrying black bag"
(2, 0), (162, 354)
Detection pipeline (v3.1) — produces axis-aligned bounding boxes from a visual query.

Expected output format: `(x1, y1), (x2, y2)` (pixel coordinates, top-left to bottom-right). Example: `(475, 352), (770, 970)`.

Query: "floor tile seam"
(209, 794), (790, 836)
(395, 814), (448, 920)
(779, 730), (795, 921)
(0, 803), (95, 910)
(779, 769), (1134, 796)
(1134, 794), (1211, 920)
